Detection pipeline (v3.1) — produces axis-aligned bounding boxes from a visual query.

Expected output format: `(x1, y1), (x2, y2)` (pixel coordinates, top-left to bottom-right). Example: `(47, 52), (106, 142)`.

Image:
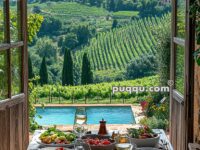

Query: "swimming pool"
(35, 106), (135, 125)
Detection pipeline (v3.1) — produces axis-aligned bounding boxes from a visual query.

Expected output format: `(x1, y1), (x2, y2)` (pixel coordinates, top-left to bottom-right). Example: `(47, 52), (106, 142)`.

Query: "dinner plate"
(36, 132), (74, 148)
(36, 138), (74, 147)
(136, 148), (160, 150)
(40, 148), (72, 150)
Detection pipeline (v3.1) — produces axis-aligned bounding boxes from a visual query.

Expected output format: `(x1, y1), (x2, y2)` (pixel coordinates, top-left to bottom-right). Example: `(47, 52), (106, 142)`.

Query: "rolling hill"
(75, 15), (168, 71)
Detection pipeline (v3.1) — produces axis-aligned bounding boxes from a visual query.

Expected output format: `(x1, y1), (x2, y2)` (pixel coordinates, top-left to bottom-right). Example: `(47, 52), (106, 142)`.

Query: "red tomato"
(56, 148), (64, 150)
(102, 140), (111, 145)
(86, 138), (111, 145)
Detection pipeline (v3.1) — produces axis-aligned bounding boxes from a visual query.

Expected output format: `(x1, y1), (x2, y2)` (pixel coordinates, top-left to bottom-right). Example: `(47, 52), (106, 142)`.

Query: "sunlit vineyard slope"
(75, 15), (168, 71)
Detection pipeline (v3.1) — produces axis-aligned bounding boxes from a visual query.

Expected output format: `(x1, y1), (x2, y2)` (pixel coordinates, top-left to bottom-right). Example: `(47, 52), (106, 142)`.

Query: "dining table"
(27, 129), (173, 150)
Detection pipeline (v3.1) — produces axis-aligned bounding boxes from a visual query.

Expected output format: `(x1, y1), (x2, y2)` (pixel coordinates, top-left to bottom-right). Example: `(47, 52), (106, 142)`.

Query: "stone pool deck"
(34, 104), (145, 131)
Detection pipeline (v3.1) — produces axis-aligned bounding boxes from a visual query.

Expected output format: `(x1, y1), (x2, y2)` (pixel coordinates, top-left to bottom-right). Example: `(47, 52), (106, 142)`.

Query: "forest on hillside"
(27, 0), (172, 85)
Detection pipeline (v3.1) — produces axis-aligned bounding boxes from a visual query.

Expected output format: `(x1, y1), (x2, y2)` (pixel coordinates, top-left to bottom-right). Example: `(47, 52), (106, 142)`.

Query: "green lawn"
(28, 2), (110, 20)
(113, 11), (139, 18)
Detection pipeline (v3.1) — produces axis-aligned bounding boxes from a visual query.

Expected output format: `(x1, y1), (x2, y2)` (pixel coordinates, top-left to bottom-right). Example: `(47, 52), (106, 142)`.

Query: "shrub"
(144, 93), (169, 120)
(126, 54), (158, 80)
(153, 14), (171, 86)
(38, 16), (62, 36)
(140, 116), (169, 130)
(29, 78), (42, 132)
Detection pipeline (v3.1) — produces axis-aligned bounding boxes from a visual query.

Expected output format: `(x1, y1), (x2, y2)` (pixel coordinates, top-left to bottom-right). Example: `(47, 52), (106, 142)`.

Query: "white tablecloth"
(27, 129), (173, 150)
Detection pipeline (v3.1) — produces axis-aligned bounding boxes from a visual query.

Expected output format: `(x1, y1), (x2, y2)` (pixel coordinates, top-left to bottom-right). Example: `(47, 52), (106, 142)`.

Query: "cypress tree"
(108, 0), (115, 12)
(62, 49), (74, 86)
(81, 53), (93, 85)
(112, 19), (118, 29)
(28, 54), (34, 79)
(39, 56), (48, 85)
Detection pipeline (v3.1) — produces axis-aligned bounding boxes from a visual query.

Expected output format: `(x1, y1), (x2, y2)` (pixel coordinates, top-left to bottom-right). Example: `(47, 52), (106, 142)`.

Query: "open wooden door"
(0, 0), (28, 149)
(170, 0), (195, 149)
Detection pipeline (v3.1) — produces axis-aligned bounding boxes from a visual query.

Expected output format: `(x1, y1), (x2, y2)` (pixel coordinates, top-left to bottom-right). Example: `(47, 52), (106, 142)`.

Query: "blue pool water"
(36, 106), (135, 125)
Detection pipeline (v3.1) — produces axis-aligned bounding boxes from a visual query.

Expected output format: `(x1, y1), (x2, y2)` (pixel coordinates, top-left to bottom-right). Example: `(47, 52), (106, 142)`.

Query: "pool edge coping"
(35, 104), (145, 125)
(34, 104), (137, 107)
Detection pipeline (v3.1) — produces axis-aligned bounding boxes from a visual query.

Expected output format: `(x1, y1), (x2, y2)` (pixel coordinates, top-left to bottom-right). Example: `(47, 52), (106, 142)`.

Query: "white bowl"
(130, 135), (160, 147)
(115, 143), (134, 150)
(137, 148), (159, 150)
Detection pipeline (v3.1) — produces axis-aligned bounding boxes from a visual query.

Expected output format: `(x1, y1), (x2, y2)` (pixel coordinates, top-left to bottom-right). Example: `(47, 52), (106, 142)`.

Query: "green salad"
(127, 126), (157, 139)
(39, 127), (76, 144)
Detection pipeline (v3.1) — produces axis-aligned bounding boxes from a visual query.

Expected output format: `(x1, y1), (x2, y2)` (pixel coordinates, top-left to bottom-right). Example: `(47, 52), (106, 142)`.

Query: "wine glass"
(74, 139), (86, 150)
(74, 107), (87, 125)
(74, 124), (84, 138)
(73, 124), (88, 138)
(74, 137), (91, 150)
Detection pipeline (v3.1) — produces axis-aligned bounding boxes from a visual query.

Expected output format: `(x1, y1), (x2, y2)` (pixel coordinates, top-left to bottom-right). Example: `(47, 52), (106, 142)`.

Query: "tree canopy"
(0, 11), (43, 43)
(126, 54), (158, 79)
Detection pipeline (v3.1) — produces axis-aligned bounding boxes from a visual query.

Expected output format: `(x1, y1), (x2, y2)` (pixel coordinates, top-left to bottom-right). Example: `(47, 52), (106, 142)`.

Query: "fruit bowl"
(82, 134), (116, 150)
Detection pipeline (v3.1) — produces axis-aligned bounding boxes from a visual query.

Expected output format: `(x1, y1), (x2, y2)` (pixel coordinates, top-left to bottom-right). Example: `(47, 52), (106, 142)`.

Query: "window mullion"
(4, 0), (11, 98)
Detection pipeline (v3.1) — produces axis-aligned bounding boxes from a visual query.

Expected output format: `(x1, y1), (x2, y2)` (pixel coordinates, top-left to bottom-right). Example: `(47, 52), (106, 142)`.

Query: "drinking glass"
(74, 139), (91, 150)
(73, 124), (88, 138)
(115, 134), (136, 150)
(74, 107), (87, 125)
(74, 124), (84, 138)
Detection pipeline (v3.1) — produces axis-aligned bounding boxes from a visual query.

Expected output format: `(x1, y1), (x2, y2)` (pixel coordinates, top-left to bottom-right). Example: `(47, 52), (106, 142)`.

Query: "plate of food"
(36, 127), (76, 147)
(82, 134), (116, 150)
(40, 148), (72, 150)
(127, 126), (160, 147)
(136, 148), (160, 150)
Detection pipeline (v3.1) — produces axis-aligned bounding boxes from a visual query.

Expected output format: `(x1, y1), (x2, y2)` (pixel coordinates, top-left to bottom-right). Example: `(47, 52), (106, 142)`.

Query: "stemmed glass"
(73, 107), (90, 150)
(74, 138), (91, 150)
(73, 125), (90, 150)
(73, 124), (88, 138)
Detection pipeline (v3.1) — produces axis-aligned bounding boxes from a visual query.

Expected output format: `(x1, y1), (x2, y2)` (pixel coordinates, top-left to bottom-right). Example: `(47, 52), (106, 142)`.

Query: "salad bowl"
(127, 126), (160, 147)
(129, 135), (160, 147)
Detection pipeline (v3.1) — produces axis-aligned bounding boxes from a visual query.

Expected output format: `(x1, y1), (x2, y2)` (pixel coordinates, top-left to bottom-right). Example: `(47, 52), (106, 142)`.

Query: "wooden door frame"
(185, 0), (195, 146)
(21, 0), (29, 148)
(170, 0), (195, 149)
(0, 0), (28, 149)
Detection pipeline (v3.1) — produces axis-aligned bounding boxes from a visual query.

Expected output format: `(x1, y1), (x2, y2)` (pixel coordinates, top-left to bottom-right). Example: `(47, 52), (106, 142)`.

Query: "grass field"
(28, 2), (110, 21)
(113, 11), (139, 18)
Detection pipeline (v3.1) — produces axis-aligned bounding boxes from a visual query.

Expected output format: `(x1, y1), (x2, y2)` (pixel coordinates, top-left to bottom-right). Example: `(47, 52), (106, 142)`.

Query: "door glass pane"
(177, 0), (185, 38)
(0, 50), (8, 100)
(11, 48), (22, 95)
(175, 45), (185, 94)
(10, 0), (20, 42)
(0, 0), (4, 43)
